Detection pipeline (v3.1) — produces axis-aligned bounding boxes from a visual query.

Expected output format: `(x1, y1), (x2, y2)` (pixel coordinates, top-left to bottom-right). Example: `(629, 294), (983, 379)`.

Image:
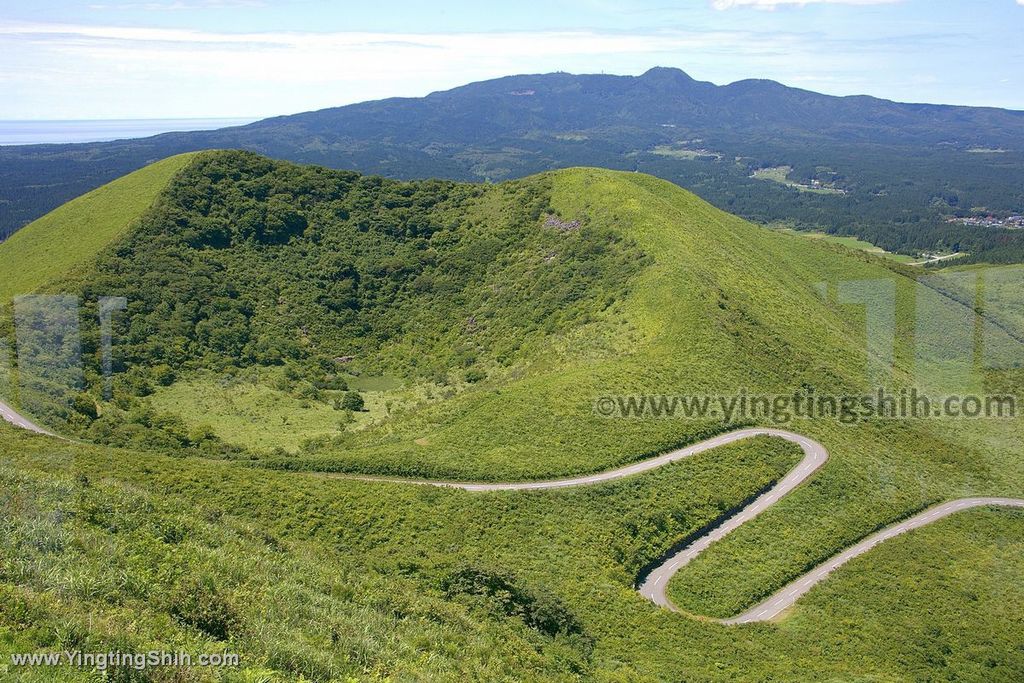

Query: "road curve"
(2, 403), (1021, 625)
(0, 398), (54, 436)
(637, 429), (827, 611)
(724, 496), (1024, 624)
(339, 427), (822, 492)
(295, 429), (1024, 624)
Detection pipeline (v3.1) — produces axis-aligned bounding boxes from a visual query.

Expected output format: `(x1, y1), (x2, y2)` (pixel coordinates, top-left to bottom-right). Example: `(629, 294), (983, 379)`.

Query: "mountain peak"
(639, 66), (695, 83)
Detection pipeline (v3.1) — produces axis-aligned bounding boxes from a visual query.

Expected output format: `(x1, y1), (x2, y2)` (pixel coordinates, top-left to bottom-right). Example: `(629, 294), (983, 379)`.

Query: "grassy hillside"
(2, 421), (1021, 681)
(0, 153), (197, 306)
(0, 153), (1022, 680)
(770, 226), (918, 263)
(935, 263), (1024, 338)
(8, 151), (651, 445)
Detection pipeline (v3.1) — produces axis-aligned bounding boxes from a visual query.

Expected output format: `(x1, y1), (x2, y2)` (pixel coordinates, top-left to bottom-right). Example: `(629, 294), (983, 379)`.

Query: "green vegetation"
(751, 166), (792, 183)
(5, 68), (1024, 264)
(148, 368), (389, 452)
(0, 152), (1022, 680)
(751, 166), (845, 195)
(88, 151), (642, 382)
(3, 420), (1022, 681)
(978, 264), (1024, 336)
(770, 226), (917, 263)
(0, 426), (599, 682)
(0, 153), (196, 305)
(649, 145), (720, 161)
(774, 507), (1024, 680)
(946, 263), (1024, 336)
(4, 151), (648, 451)
(906, 263), (1024, 342)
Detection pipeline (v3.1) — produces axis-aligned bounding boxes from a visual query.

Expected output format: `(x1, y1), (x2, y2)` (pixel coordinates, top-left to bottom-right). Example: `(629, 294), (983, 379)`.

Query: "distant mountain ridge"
(3, 67), (1023, 260)
(191, 66), (1024, 150)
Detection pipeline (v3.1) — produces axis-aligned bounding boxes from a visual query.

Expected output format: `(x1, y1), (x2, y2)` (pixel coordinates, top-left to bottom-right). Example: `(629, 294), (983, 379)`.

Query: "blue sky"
(1, 0), (1022, 119)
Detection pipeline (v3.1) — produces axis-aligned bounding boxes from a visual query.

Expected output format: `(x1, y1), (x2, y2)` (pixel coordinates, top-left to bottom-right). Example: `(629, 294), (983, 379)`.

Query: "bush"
(339, 391), (365, 412)
(464, 368), (486, 384)
(440, 566), (586, 640)
(315, 374), (348, 391)
(151, 364), (176, 386)
(169, 575), (240, 641)
(71, 392), (98, 420)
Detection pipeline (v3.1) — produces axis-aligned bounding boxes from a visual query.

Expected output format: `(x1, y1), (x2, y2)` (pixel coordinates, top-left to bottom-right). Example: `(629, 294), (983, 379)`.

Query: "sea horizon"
(0, 117), (259, 146)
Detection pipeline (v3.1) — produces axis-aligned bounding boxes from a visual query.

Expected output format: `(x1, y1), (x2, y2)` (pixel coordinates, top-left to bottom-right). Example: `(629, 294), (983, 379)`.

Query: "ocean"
(0, 118), (258, 146)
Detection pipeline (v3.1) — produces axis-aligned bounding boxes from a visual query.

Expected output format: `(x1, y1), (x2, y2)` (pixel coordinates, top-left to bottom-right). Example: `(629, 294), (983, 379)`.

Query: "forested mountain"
(3, 67), (1023, 260)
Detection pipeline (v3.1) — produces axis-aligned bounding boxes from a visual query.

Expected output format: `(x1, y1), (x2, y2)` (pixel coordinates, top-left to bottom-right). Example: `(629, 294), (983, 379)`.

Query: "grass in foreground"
(2, 424), (1022, 681)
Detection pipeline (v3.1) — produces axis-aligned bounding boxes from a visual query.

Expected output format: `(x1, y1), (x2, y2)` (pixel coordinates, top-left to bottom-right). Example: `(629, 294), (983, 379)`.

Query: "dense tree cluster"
(12, 151), (647, 450)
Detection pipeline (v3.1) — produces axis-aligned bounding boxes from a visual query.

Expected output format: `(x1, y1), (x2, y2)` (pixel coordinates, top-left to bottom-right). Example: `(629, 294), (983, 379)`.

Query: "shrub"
(151, 364), (176, 386)
(440, 566), (586, 640)
(339, 391), (365, 412)
(464, 368), (486, 384)
(169, 575), (240, 641)
(71, 392), (98, 420)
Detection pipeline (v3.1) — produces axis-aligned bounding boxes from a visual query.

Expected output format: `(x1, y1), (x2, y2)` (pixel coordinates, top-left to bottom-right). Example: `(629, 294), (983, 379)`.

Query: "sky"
(0, 0), (1022, 120)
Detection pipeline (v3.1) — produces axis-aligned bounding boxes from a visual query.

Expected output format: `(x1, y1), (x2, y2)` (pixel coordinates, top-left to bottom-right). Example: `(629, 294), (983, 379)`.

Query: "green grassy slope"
(936, 263), (1024, 338)
(0, 153), (197, 305)
(2, 420), (1021, 682)
(1, 154), (1022, 680)
(262, 168), (1018, 480)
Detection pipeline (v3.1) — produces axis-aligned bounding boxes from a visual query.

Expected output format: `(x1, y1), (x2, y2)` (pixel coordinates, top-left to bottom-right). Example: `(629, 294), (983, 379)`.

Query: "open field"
(770, 226), (918, 263)
(650, 145), (721, 160)
(751, 166), (846, 195)
(149, 369), (425, 453)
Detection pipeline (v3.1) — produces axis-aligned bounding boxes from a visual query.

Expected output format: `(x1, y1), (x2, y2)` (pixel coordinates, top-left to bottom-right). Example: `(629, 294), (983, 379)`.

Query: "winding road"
(2, 403), (1021, 624)
(724, 496), (1024, 624)
(0, 398), (54, 436)
(342, 427), (821, 492)
(636, 429), (827, 614)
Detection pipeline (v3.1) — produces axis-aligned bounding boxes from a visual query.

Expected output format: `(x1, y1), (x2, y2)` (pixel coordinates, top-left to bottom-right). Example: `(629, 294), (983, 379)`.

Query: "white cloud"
(0, 22), (779, 69)
(89, 1), (265, 9)
(1, 22), (789, 117)
(712, 0), (900, 9)
(0, 18), (1016, 118)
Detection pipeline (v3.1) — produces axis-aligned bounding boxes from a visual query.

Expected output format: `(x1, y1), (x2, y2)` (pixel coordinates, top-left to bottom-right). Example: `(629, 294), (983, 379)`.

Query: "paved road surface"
(723, 496), (1024, 624)
(2, 403), (1021, 625)
(909, 252), (965, 266)
(637, 429), (828, 611)
(0, 398), (54, 436)
(341, 427), (817, 492)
